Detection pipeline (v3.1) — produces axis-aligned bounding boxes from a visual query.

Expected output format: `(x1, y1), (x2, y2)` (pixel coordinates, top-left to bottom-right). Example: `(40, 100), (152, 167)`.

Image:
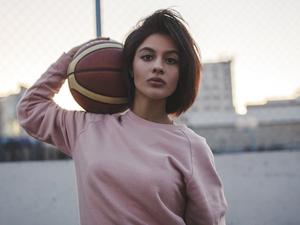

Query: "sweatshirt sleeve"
(184, 136), (228, 225)
(16, 53), (89, 157)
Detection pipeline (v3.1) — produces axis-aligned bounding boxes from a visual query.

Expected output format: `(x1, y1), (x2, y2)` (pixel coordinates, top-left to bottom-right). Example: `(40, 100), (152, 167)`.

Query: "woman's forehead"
(137, 33), (178, 53)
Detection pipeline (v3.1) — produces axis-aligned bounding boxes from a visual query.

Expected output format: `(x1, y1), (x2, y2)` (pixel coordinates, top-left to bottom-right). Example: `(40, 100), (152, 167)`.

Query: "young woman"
(17, 9), (227, 225)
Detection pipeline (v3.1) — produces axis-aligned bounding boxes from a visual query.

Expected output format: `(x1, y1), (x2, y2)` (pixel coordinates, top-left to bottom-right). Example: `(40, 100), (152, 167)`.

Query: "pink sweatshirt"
(17, 53), (228, 225)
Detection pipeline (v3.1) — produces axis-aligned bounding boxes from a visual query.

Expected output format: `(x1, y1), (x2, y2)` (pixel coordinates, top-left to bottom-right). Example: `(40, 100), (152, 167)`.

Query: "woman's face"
(132, 33), (179, 103)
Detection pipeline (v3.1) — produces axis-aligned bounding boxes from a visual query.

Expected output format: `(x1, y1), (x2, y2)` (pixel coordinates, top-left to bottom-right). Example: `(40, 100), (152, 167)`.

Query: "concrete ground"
(0, 150), (299, 225)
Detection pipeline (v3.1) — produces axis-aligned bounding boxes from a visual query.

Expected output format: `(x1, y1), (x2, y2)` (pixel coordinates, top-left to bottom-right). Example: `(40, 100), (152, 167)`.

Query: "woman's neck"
(131, 98), (173, 124)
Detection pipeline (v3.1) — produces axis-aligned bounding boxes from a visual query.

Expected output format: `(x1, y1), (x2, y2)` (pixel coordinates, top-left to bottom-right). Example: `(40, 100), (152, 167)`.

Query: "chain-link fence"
(1, 0), (300, 160)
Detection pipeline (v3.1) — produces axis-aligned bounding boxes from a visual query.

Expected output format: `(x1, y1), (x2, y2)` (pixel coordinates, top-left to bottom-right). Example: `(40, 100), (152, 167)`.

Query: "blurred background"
(0, 0), (299, 225)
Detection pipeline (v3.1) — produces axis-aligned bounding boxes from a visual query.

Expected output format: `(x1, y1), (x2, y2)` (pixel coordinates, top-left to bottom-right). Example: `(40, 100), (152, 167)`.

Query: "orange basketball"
(67, 39), (129, 114)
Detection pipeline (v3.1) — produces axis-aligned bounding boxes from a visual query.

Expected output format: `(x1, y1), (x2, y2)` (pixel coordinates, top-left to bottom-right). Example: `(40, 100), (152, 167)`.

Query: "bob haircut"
(122, 9), (201, 116)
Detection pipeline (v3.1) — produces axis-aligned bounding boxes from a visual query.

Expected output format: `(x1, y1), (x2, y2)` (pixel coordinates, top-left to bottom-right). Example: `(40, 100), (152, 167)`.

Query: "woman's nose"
(152, 59), (164, 74)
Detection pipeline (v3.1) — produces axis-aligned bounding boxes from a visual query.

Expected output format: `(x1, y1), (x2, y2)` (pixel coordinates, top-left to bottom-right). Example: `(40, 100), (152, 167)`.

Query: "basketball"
(67, 38), (129, 114)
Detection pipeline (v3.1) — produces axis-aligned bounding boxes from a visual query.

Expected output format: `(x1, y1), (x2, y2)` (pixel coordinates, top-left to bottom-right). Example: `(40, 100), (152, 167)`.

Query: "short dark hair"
(122, 9), (201, 116)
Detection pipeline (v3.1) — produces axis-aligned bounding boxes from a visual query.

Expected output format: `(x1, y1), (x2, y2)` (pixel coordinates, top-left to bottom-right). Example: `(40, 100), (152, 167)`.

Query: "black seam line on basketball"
(68, 74), (128, 102)
(73, 46), (122, 58)
(67, 68), (122, 77)
(77, 47), (122, 58)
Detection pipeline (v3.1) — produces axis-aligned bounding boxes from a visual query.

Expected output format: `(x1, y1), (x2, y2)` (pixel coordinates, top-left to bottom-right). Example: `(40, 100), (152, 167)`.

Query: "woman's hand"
(67, 37), (110, 58)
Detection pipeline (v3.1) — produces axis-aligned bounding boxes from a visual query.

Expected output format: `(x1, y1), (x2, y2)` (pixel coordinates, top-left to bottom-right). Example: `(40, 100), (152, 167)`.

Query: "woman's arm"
(17, 38), (112, 157)
(184, 136), (228, 225)
(17, 51), (85, 157)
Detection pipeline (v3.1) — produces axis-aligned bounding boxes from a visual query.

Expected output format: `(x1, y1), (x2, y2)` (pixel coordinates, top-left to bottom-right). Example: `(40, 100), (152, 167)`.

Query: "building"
(0, 86), (70, 161)
(180, 60), (300, 153)
(247, 97), (300, 124)
(0, 87), (26, 136)
(245, 96), (300, 150)
(183, 60), (237, 126)
(178, 60), (241, 152)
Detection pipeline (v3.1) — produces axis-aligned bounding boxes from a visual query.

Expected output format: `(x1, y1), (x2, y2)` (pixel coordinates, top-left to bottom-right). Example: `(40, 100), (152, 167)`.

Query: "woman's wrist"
(66, 46), (81, 58)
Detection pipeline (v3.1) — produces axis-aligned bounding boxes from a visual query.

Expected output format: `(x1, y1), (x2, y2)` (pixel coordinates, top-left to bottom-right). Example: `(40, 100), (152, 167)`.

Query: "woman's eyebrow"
(138, 47), (155, 53)
(138, 47), (179, 55)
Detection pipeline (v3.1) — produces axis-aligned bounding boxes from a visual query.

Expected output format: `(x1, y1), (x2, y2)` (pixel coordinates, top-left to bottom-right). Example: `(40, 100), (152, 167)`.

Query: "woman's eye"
(141, 55), (153, 61)
(166, 58), (178, 64)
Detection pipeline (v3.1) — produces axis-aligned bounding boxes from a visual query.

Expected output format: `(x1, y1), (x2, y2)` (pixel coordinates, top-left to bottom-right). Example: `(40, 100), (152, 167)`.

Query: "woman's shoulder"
(82, 110), (124, 124)
(178, 126), (213, 160)
(178, 125), (206, 144)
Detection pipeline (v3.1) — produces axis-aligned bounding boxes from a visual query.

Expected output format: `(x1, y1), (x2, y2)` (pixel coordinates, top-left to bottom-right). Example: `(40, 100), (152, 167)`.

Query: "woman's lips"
(147, 77), (166, 87)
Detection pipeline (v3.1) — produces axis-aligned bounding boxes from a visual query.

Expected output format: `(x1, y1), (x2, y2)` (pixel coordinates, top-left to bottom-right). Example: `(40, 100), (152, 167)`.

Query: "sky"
(1, 0), (300, 113)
